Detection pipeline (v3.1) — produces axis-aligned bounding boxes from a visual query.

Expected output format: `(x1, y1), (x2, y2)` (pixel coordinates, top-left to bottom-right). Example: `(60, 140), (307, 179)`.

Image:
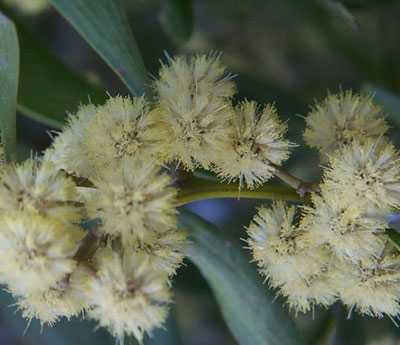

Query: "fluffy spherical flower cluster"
(0, 213), (84, 295)
(0, 159), (82, 222)
(48, 97), (167, 178)
(46, 104), (98, 177)
(304, 91), (388, 156)
(85, 157), (186, 276)
(2, 49), (397, 341)
(323, 139), (400, 210)
(304, 192), (386, 263)
(214, 101), (292, 189)
(339, 256), (400, 318)
(0, 158), (87, 324)
(247, 202), (338, 312)
(37, 52), (294, 340)
(0, 155), (184, 339)
(16, 266), (91, 325)
(85, 247), (171, 343)
(154, 53), (236, 170)
(49, 54), (292, 189)
(249, 92), (400, 318)
(86, 158), (177, 245)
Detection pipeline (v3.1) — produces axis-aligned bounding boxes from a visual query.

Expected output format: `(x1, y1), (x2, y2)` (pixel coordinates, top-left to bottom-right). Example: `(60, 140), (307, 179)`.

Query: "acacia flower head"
(323, 139), (400, 210)
(154, 53), (236, 170)
(338, 256), (400, 318)
(84, 96), (168, 170)
(85, 247), (171, 343)
(214, 100), (292, 189)
(0, 213), (84, 295)
(86, 158), (177, 246)
(131, 229), (187, 277)
(47, 103), (98, 178)
(16, 266), (91, 326)
(247, 202), (320, 286)
(279, 260), (338, 313)
(48, 96), (167, 178)
(0, 158), (82, 223)
(247, 202), (337, 312)
(303, 192), (387, 263)
(304, 91), (388, 156)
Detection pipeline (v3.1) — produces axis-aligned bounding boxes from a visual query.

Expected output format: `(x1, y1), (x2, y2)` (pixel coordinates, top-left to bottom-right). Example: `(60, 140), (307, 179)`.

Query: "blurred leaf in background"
(180, 209), (305, 345)
(0, 11), (18, 160)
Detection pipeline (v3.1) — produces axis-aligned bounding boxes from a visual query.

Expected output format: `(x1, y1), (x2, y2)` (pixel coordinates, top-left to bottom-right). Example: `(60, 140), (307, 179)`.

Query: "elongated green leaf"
(0, 11), (18, 160)
(49, 0), (149, 96)
(0, 6), (106, 129)
(179, 209), (305, 345)
(160, 0), (193, 44)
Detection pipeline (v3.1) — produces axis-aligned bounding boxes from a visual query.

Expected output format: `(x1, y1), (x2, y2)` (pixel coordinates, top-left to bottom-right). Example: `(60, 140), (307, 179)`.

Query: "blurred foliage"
(160, 0), (193, 44)
(49, 0), (149, 95)
(0, 11), (18, 160)
(180, 209), (304, 345)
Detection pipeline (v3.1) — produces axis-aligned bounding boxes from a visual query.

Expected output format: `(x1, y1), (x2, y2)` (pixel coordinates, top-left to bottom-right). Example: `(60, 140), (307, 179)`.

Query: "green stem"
(272, 165), (320, 196)
(175, 177), (303, 206)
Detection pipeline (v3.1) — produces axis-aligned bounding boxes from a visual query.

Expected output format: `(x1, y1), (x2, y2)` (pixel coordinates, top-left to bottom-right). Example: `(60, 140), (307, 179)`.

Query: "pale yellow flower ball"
(247, 202), (337, 312)
(248, 202), (319, 285)
(47, 104), (98, 178)
(154, 53), (236, 170)
(48, 97), (168, 179)
(214, 100), (292, 189)
(0, 158), (82, 223)
(86, 158), (177, 246)
(279, 261), (338, 313)
(338, 256), (400, 318)
(323, 139), (400, 210)
(131, 229), (187, 277)
(85, 247), (171, 343)
(0, 213), (84, 295)
(16, 266), (91, 326)
(304, 91), (388, 156)
(303, 192), (387, 263)
(84, 96), (169, 172)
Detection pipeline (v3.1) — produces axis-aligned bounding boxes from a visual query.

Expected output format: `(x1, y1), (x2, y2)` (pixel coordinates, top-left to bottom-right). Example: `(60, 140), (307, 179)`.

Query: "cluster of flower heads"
(247, 91), (400, 319)
(48, 53), (292, 188)
(0, 53), (296, 343)
(1, 51), (394, 341)
(0, 155), (183, 343)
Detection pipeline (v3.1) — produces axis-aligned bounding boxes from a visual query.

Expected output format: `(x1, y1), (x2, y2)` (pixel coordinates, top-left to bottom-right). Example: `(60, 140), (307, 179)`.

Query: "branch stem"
(272, 165), (320, 196)
(175, 177), (303, 206)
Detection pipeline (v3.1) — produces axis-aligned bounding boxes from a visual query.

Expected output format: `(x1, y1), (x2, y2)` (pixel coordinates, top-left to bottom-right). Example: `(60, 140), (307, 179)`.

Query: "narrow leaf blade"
(0, 11), (18, 160)
(179, 209), (305, 345)
(49, 0), (149, 96)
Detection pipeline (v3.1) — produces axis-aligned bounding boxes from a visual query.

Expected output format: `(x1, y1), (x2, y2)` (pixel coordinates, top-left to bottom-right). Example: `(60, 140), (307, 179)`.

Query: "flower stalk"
(175, 176), (303, 206)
